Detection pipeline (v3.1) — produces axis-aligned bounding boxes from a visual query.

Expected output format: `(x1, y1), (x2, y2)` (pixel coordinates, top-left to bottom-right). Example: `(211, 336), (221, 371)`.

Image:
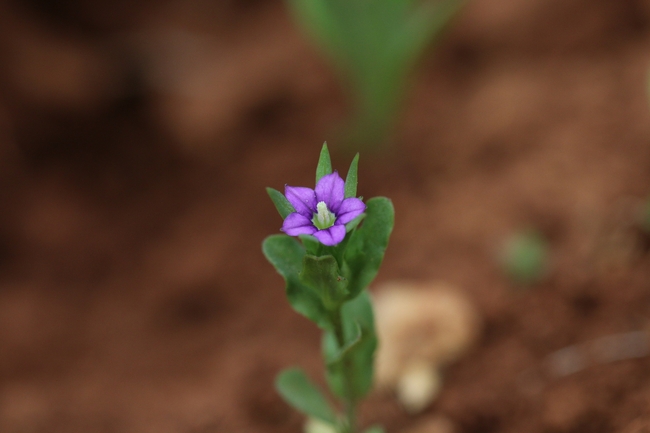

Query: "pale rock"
(374, 281), (481, 412)
(396, 361), (442, 414)
(304, 417), (338, 433)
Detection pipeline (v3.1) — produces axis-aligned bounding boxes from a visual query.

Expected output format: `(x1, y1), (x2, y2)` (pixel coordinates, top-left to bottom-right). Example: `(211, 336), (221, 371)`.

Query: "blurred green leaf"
(286, 0), (465, 147)
(500, 229), (549, 286)
(263, 235), (330, 328)
(276, 368), (337, 424)
(343, 197), (394, 300)
(267, 187), (295, 219)
(363, 426), (385, 433)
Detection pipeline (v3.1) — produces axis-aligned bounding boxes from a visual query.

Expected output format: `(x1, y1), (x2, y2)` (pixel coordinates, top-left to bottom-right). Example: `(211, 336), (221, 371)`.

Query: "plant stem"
(331, 308), (357, 433)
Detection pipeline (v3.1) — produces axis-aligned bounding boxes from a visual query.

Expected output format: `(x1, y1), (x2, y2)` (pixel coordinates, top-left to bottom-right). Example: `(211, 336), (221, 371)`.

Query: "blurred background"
(2, 0), (650, 432)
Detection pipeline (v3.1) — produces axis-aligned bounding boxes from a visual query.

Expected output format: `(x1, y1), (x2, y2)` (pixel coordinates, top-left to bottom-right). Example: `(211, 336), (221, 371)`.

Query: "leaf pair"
(268, 292), (377, 424)
(275, 367), (385, 433)
(274, 292), (381, 429)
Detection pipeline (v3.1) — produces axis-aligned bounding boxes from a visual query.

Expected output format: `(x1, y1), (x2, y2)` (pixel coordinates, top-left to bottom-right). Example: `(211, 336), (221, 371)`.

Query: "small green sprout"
(499, 228), (549, 286)
(286, 0), (465, 147)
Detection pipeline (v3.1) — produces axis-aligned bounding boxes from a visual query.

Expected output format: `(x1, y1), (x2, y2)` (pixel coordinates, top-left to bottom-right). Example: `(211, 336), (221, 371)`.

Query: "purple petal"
(336, 198), (366, 224)
(313, 225), (346, 246)
(282, 213), (317, 236)
(315, 172), (345, 212)
(285, 186), (316, 217)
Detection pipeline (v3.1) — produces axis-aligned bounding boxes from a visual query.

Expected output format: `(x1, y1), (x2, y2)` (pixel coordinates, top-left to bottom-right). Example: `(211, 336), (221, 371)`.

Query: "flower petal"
(336, 197), (366, 224)
(315, 172), (345, 212)
(282, 213), (317, 236)
(313, 225), (346, 246)
(285, 186), (316, 217)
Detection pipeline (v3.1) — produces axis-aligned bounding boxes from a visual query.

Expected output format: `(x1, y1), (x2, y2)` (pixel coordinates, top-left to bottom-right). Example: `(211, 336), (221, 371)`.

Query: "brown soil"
(2, 0), (650, 432)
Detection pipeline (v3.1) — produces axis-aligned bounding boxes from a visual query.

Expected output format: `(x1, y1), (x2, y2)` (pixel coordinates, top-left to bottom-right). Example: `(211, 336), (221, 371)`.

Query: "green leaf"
(262, 235), (329, 328)
(267, 187), (295, 219)
(344, 153), (359, 198)
(342, 197), (394, 300)
(275, 368), (337, 424)
(322, 290), (377, 401)
(363, 426), (385, 433)
(300, 255), (349, 310)
(316, 142), (333, 183)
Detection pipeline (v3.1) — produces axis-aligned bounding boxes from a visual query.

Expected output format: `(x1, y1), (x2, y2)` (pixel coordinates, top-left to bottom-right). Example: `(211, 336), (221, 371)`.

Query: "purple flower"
(282, 172), (366, 246)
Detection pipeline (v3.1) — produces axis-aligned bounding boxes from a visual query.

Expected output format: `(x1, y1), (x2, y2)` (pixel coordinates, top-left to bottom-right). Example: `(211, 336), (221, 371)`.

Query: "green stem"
(331, 308), (357, 433)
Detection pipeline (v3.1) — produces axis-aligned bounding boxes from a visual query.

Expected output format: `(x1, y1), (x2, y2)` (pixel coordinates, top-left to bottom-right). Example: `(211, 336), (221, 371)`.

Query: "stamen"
(313, 201), (336, 230)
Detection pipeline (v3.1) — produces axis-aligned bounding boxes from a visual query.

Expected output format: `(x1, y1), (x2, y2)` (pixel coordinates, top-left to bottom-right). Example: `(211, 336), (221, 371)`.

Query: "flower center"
(312, 201), (336, 230)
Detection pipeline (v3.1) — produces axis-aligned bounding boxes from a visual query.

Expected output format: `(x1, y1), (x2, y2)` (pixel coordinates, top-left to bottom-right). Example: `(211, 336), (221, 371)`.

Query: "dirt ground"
(2, 0), (650, 432)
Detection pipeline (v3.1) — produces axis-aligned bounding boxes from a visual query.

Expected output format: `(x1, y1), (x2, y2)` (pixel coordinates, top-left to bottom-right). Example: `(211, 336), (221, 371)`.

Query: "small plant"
(286, 0), (464, 147)
(263, 143), (394, 433)
(499, 228), (549, 286)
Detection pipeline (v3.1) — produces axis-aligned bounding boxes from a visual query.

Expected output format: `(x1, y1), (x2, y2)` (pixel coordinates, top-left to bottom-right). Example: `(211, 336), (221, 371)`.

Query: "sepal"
(344, 153), (359, 198)
(316, 142), (333, 183)
(267, 187), (296, 219)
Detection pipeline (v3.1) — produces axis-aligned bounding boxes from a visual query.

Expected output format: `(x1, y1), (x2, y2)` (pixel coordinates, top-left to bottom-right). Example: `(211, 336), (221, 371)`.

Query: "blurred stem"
(331, 308), (357, 433)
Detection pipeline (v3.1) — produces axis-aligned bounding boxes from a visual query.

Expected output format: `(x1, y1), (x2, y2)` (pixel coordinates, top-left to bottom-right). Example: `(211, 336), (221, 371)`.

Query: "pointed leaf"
(267, 187), (296, 219)
(301, 255), (349, 310)
(344, 153), (359, 198)
(263, 235), (329, 328)
(316, 142), (333, 183)
(342, 197), (394, 300)
(275, 368), (337, 424)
